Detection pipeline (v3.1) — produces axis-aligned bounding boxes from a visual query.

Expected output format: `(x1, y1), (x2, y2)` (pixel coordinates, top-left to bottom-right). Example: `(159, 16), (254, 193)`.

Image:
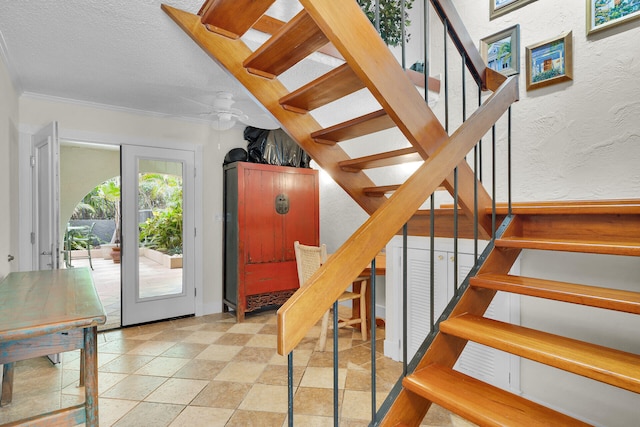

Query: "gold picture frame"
(525, 31), (573, 91)
(490, 0), (538, 19)
(587, 0), (640, 35)
(480, 25), (520, 77)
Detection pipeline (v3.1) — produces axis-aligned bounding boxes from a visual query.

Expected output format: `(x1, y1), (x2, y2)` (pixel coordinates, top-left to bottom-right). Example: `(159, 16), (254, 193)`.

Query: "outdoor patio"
(66, 252), (183, 331)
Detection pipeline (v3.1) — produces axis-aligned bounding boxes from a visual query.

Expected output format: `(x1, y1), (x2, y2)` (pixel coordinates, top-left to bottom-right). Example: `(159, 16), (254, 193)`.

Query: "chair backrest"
(293, 240), (328, 286)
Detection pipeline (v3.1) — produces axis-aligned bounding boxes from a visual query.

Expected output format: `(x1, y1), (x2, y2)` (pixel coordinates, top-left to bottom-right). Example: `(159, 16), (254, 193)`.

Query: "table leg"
(83, 327), (99, 427)
(1, 362), (14, 406)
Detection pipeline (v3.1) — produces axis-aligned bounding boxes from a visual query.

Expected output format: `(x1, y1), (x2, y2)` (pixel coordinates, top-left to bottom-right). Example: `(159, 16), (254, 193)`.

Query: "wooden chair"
(293, 241), (368, 351)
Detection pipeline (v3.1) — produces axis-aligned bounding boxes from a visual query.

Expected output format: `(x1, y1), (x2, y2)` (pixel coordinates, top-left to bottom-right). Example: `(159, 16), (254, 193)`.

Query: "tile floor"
(0, 309), (476, 426)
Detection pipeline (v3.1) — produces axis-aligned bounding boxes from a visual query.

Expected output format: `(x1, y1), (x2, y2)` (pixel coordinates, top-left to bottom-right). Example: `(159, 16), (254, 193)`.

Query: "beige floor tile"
(340, 389), (384, 420)
(161, 342), (209, 359)
(300, 366), (347, 389)
(287, 414), (335, 427)
(126, 340), (176, 356)
(98, 398), (138, 427)
(227, 322), (265, 334)
(245, 333), (278, 348)
(215, 361), (266, 383)
(98, 338), (145, 354)
(226, 409), (287, 427)
(99, 354), (156, 374)
(190, 381), (251, 408)
(112, 401), (183, 427)
(145, 378), (208, 405)
(256, 364), (305, 387)
(234, 346), (277, 364)
(0, 390), (61, 425)
(195, 344), (242, 361)
(168, 406), (234, 427)
(181, 330), (225, 344)
(214, 332), (254, 346)
(238, 384), (289, 413)
(134, 356), (190, 377)
(172, 359), (228, 380)
(293, 386), (343, 417)
(101, 374), (167, 400)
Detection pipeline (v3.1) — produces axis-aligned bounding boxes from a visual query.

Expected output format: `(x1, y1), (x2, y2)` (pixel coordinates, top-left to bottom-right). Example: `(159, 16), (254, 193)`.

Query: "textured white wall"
(0, 57), (19, 278)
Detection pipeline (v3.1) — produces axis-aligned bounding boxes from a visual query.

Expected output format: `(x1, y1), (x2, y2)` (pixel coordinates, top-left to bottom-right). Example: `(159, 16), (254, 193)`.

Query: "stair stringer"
(379, 216), (523, 426)
(300, 0), (498, 234)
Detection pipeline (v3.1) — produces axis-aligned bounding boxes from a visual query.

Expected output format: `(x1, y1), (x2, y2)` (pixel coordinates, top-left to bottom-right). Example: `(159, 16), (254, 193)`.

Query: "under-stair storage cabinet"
(224, 162), (319, 321)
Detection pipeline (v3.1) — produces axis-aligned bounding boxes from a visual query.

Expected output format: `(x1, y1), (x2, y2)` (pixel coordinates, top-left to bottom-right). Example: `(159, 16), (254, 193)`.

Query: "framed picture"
(525, 31), (573, 91)
(480, 25), (520, 77)
(587, 0), (640, 35)
(490, 0), (537, 19)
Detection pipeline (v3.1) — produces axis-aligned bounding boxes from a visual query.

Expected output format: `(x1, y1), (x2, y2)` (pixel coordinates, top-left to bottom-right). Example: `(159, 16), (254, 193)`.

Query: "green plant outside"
(138, 174), (183, 255)
(357, 0), (414, 47)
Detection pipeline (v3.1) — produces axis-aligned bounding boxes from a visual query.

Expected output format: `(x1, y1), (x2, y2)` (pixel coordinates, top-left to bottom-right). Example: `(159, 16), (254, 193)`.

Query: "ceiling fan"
(192, 91), (279, 131)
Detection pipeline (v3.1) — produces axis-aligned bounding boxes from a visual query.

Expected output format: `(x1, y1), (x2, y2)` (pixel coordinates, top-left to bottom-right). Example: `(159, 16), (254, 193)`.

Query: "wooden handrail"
(430, 0), (506, 91)
(277, 75), (519, 355)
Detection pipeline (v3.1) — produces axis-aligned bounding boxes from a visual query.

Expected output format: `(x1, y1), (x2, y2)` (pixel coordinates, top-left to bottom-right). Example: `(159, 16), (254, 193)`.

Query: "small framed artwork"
(587, 0), (640, 35)
(490, 0), (538, 19)
(480, 25), (520, 77)
(525, 31), (573, 91)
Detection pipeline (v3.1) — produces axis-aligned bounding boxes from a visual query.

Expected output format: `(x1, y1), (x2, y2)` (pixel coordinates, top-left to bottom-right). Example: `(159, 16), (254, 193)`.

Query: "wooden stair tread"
(280, 64), (365, 113)
(243, 10), (329, 79)
(471, 273), (640, 314)
(490, 199), (640, 215)
(199, 0), (275, 39)
(364, 185), (447, 197)
(404, 363), (589, 427)
(495, 236), (640, 256)
(441, 314), (640, 393)
(339, 148), (422, 172)
(311, 110), (396, 145)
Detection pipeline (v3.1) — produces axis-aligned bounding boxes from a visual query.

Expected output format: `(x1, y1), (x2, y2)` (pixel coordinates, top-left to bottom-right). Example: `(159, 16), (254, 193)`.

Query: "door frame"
(18, 126), (204, 317)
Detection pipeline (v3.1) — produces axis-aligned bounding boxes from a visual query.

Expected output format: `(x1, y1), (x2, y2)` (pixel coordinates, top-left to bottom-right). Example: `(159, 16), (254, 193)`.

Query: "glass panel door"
(121, 145), (195, 326)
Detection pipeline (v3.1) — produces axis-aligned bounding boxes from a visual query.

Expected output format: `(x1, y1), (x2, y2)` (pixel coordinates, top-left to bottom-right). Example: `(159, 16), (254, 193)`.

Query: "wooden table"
(0, 268), (106, 426)
(352, 253), (386, 336)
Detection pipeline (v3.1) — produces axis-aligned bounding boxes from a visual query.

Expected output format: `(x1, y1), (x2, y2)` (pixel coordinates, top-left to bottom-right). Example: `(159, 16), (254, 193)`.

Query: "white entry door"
(32, 122), (60, 270)
(121, 145), (196, 326)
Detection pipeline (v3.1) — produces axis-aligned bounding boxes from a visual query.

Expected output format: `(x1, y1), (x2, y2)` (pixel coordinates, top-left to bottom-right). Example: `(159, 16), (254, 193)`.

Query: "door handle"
(41, 251), (52, 255)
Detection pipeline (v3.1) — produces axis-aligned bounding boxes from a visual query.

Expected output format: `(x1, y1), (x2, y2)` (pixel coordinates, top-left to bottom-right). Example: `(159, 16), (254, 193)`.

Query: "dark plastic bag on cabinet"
(244, 126), (311, 168)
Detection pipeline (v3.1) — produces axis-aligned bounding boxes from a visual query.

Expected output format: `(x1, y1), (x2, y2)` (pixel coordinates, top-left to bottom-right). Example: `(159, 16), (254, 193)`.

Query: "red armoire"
(223, 161), (319, 321)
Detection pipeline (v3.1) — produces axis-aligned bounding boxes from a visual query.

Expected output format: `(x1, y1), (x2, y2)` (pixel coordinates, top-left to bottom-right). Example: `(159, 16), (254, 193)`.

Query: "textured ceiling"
(0, 0), (310, 129)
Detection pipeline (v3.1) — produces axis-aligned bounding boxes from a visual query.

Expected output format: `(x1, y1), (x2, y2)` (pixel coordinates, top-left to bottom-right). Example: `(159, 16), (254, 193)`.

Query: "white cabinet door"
(385, 236), (520, 393)
(406, 249), (448, 358)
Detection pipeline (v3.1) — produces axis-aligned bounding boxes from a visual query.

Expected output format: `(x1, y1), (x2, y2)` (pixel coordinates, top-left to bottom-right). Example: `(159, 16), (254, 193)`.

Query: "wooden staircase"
(384, 202), (640, 426)
(163, 0), (639, 425)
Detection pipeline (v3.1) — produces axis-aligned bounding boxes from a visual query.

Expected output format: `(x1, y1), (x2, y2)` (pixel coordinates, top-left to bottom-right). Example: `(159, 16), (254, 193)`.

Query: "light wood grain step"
(404, 363), (590, 427)
(199, 0), (275, 39)
(490, 199), (640, 215)
(339, 148), (422, 172)
(495, 237), (640, 257)
(440, 314), (640, 393)
(311, 110), (396, 145)
(471, 273), (640, 314)
(243, 10), (328, 79)
(279, 64), (364, 114)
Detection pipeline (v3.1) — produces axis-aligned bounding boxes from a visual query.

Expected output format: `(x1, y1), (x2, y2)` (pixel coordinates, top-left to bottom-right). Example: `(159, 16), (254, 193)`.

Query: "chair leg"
(87, 244), (93, 270)
(318, 309), (330, 352)
(359, 280), (368, 342)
